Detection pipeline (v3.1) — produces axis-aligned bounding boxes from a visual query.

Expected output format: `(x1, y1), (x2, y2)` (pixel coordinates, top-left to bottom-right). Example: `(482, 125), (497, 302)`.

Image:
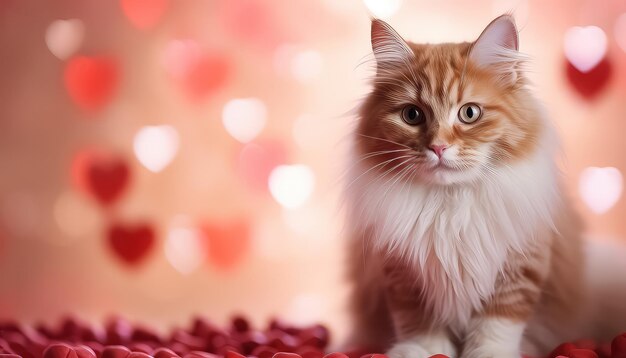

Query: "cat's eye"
(458, 103), (482, 124)
(401, 105), (424, 125)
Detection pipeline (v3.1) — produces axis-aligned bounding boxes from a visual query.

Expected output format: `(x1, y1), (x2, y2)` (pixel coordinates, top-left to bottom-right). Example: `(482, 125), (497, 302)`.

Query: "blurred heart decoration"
(200, 219), (250, 271)
(64, 56), (119, 111)
(236, 140), (287, 191)
(564, 26), (607, 73)
(579, 166), (623, 214)
(163, 39), (231, 101)
(268, 164), (315, 209)
(120, 0), (168, 30)
(563, 26), (611, 99)
(565, 58), (612, 99)
(71, 150), (131, 206)
(222, 97), (267, 143)
(45, 19), (84, 60)
(133, 125), (179, 172)
(107, 222), (155, 266)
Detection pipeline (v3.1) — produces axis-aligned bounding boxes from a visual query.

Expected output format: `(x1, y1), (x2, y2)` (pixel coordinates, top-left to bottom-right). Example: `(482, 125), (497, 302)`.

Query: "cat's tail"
(580, 237), (626, 341)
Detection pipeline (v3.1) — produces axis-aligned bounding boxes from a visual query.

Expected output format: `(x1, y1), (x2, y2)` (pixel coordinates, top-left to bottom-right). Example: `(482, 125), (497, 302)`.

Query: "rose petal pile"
(0, 317), (624, 358)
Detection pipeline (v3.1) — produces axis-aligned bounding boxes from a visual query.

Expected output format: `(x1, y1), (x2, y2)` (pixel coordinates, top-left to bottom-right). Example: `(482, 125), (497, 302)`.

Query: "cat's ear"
(469, 15), (523, 84)
(371, 19), (414, 70)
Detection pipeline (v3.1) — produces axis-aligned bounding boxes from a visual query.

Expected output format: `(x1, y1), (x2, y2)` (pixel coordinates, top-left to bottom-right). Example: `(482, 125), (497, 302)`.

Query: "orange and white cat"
(343, 15), (590, 357)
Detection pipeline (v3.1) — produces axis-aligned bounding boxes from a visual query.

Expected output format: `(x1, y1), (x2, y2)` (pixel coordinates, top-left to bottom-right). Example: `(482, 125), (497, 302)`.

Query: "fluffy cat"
(343, 15), (588, 358)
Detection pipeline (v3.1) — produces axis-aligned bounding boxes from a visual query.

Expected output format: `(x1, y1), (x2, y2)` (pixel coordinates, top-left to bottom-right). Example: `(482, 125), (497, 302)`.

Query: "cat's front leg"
(387, 331), (457, 358)
(383, 263), (458, 358)
(461, 317), (526, 358)
(461, 253), (548, 358)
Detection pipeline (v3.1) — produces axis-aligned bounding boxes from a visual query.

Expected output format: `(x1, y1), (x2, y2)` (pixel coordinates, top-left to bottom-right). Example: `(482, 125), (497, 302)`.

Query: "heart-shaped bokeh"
(564, 26), (607, 73)
(268, 164), (315, 209)
(165, 216), (206, 275)
(219, 0), (281, 50)
(579, 166), (623, 214)
(64, 56), (119, 111)
(236, 141), (287, 191)
(45, 19), (84, 60)
(71, 150), (131, 206)
(107, 222), (155, 266)
(222, 97), (267, 143)
(133, 125), (179, 172)
(201, 219), (250, 271)
(120, 0), (168, 30)
(565, 58), (612, 99)
(163, 40), (230, 101)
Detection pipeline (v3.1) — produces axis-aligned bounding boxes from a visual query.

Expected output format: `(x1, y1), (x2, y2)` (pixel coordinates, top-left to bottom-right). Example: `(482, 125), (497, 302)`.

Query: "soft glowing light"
(237, 142), (287, 190)
(363, 0), (402, 19)
(291, 50), (323, 83)
(579, 167), (623, 214)
(45, 19), (84, 60)
(563, 26), (607, 73)
(268, 165), (315, 209)
(133, 125), (179, 172)
(53, 190), (101, 244)
(165, 216), (206, 275)
(615, 14), (626, 54)
(222, 98), (267, 143)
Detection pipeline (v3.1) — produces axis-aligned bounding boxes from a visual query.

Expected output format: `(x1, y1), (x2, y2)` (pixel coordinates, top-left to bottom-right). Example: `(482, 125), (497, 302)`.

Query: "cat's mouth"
(431, 161), (461, 172)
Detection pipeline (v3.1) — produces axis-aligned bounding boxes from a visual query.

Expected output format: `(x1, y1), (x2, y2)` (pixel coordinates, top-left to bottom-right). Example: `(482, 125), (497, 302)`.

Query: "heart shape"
(268, 164), (315, 209)
(200, 220), (250, 271)
(165, 216), (206, 275)
(564, 26), (607, 73)
(120, 0), (168, 30)
(579, 167), (623, 214)
(565, 58), (612, 99)
(107, 222), (155, 266)
(236, 141), (287, 191)
(64, 56), (119, 111)
(163, 40), (230, 101)
(71, 150), (131, 206)
(45, 19), (84, 60)
(133, 125), (179, 172)
(222, 98), (267, 143)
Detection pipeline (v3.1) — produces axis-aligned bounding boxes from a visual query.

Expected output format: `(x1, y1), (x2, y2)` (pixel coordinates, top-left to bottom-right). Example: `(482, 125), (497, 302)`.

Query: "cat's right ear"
(371, 19), (414, 70)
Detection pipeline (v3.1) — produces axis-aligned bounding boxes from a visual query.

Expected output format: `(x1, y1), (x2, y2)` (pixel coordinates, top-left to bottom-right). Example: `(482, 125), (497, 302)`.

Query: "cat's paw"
(387, 337), (456, 358)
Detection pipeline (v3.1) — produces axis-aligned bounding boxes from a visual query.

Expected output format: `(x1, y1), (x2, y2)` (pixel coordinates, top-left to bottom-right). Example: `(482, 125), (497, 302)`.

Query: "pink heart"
(579, 167), (623, 214)
(564, 26), (607, 73)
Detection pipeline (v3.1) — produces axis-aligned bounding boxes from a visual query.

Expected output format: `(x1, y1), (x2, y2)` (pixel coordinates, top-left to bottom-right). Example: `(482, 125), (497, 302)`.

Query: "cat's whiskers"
(356, 133), (414, 150)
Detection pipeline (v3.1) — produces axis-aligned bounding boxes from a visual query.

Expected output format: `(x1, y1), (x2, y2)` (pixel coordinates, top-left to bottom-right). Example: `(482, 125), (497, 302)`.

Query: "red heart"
(565, 58), (612, 100)
(200, 220), (250, 270)
(107, 223), (155, 266)
(64, 56), (119, 111)
(120, 0), (168, 30)
(163, 40), (230, 101)
(71, 150), (130, 206)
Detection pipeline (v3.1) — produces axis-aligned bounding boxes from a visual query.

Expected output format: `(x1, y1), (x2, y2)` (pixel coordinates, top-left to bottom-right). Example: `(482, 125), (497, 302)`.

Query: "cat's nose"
(428, 144), (448, 158)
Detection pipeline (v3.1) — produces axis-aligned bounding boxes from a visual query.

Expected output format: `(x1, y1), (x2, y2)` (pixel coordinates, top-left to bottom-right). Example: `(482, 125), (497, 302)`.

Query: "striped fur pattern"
(343, 16), (585, 357)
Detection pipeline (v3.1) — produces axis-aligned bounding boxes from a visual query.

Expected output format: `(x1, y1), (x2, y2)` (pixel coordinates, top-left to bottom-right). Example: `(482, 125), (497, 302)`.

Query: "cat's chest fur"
(345, 143), (559, 326)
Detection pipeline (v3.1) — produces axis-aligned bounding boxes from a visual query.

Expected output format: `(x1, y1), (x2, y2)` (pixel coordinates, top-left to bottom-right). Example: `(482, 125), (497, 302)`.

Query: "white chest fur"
(344, 136), (559, 327)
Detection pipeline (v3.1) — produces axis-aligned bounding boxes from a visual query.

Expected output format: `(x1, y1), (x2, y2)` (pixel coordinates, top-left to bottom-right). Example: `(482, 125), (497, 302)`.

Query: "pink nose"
(428, 144), (448, 158)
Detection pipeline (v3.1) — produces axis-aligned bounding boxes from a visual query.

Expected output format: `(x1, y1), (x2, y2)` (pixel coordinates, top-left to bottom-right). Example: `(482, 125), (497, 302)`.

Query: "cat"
(342, 15), (590, 358)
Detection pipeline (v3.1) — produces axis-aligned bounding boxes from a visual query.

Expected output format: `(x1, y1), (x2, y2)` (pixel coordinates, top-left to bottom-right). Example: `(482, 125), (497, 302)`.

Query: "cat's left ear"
(469, 15), (523, 84)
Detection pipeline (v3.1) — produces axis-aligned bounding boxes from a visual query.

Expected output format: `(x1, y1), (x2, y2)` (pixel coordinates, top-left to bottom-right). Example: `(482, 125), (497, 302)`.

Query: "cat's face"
(357, 16), (541, 186)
